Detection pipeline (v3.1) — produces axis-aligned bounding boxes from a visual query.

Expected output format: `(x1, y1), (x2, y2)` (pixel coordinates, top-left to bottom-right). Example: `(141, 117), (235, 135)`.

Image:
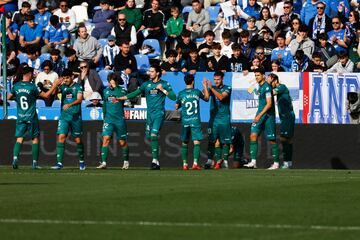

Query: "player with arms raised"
(205, 71), (232, 170)
(97, 73), (129, 169)
(267, 73), (295, 169)
(51, 69), (86, 170)
(244, 67), (280, 169)
(118, 65), (176, 170)
(8, 66), (61, 169)
(176, 74), (209, 170)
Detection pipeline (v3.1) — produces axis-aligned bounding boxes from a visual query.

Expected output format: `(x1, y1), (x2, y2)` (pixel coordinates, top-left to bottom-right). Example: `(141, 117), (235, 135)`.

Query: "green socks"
(193, 144), (200, 164)
(214, 146), (222, 163)
(150, 136), (159, 161)
(76, 143), (84, 161)
(122, 145), (129, 161)
(181, 143), (188, 164)
(32, 143), (39, 163)
(271, 143), (280, 163)
(13, 142), (22, 160)
(56, 142), (65, 163)
(101, 146), (109, 163)
(250, 141), (258, 160)
(207, 142), (214, 160)
(282, 143), (293, 162)
(222, 145), (230, 161)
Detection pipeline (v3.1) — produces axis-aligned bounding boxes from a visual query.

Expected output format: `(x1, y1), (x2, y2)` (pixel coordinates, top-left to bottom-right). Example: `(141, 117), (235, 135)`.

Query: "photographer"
(347, 91), (360, 124)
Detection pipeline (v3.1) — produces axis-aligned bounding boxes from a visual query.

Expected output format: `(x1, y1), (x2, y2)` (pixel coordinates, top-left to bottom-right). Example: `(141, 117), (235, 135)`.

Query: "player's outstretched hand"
(202, 78), (208, 88)
(207, 80), (213, 89)
(53, 77), (63, 87)
(156, 84), (164, 91)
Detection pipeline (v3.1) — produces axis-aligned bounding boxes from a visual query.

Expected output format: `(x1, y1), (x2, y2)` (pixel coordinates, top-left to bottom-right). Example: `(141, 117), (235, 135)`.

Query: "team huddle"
(8, 65), (294, 170)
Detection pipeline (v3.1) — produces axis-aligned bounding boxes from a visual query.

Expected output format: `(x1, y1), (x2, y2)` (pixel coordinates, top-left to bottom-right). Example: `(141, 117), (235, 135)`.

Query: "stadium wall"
(1, 120), (360, 169)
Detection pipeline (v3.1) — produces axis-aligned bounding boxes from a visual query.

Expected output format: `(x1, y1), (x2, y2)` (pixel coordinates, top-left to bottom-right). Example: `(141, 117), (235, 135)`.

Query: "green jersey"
(11, 81), (41, 122)
(210, 85), (232, 123)
(140, 79), (173, 115)
(257, 81), (275, 116)
(274, 84), (294, 117)
(59, 82), (83, 121)
(176, 88), (204, 127)
(103, 86), (127, 123)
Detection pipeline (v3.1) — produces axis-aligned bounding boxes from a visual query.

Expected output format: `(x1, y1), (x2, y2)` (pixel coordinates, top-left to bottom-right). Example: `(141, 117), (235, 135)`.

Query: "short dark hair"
(312, 52), (322, 59)
(231, 43), (241, 51)
(50, 49), (61, 56)
(203, 30), (215, 38)
(268, 73), (279, 82)
(61, 68), (73, 77)
(192, 0), (201, 4)
(166, 49), (177, 58)
(151, 65), (162, 78)
(318, 33), (328, 40)
(214, 71), (224, 78)
(221, 31), (231, 40)
(27, 47), (37, 55)
(21, 66), (33, 75)
(50, 15), (59, 26)
(295, 50), (305, 60)
(65, 48), (76, 57)
(184, 74), (195, 85)
(25, 14), (35, 21)
(36, 1), (46, 9)
(284, 1), (293, 6)
(254, 67), (265, 74)
(338, 51), (348, 59)
(41, 60), (53, 70)
(276, 33), (286, 40)
(22, 2), (31, 8)
(240, 30), (250, 38)
(298, 24), (308, 33)
(181, 29), (191, 38)
(107, 72), (119, 83)
(212, 43), (221, 50)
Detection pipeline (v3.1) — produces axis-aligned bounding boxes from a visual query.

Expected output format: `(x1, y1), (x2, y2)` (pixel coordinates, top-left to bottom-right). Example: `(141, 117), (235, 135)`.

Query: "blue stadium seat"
(17, 53), (28, 64)
(52, 100), (61, 107)
(142, 39), (161, 59)
(182, 6), (192, 14)
(36, 99), (46, 108)
(98, 38), (108, 48)
(208, 6), (220, 24)
(195, 38), (204, 44)
(62, 56), (68, 67)
(39, 53), (51, 63)
(81, 100), (91, 107)
(98, 69), (113, 87)
(134, 54), (150, 73)
(8, 100), (16, 108)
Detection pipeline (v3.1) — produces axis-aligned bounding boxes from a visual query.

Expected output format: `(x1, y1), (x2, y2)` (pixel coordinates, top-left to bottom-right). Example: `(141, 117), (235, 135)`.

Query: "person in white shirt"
(53, 0), (76, 33)
(35, 60), (59, 106)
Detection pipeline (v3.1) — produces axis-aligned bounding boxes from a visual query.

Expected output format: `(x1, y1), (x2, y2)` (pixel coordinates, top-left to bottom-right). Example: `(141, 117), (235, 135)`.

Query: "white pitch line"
(0, 218), (359, 231)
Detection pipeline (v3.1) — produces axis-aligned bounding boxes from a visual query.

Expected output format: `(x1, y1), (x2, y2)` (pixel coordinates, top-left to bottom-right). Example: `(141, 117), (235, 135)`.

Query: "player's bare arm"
(202, 78), (210, 101)
(254, 96), (272, 123)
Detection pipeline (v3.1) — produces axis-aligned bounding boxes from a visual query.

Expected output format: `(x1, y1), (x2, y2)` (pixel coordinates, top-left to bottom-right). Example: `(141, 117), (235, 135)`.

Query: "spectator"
(219, 0), (249, 43)
(249, 56), (261, 71)
(285, 18), (301, 45)
(327, 51), (354, 73)
(239, 30), (254, 60)
(198, 30), (216, 59)
(91, 0), (115, 39)
(35, 1), (52, 31)
(86, 92), (103, 108)
(26, 47), (41, 75)
(342, 11), (359, 44)
(35, 60), (58, 106)
(111, 12), (137, 52)
(306, 52), (327, 72)
(120, 0), (142, 30)
(165, 6), (184, 55)
(271, 33), (293, 71)
(289, 24), (315, 59)
(19, 14), (43, 53)
(42, 15), (69, 56)
(271, 59), (285, 72)
(161, 50), (180, 73)
(245, 16), (259, 42)
(186, 0), (210, 40)
(349, 24), (360, 72)
(229, 43), (250, 73)
(220, 31), (233, 58)
(181, 48), (206, 74)
(54, 0), (76, 33)
(12, 1), (31, 28)
(65, 48), (81, 76)
(206, 43), (231, 72)
(175, 29), (197, 62)
(73, 24), (103, 68)
(77, 61), (104, 100)
(300, 0), (318, 25)
(114, 41), (137, 73)
(17, 0), (37, 11)
(256, 27), (277, 60)
(327, 16), (349, 53)
(308, 2), (332, 42)
(347, 90), (360, 124)
(291, 49), (309, 72)
(254, 46), (271, 71)
(325, 0), (350, 18)
(103, 35), (120, 70)
(137, 0), (165, 48)
(244, 0), (261, 20)
(50, 49), (66, 75)
(315, 33), (338, 68)
(256, 6), (276, 33)
(275, 1), (300, 34)
(156, 0), (182, 21)
(3, 12), (18, 64)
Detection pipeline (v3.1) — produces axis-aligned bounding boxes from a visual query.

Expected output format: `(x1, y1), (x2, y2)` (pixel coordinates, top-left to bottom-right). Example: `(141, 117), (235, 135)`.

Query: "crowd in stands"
(1, 0), (360, 107)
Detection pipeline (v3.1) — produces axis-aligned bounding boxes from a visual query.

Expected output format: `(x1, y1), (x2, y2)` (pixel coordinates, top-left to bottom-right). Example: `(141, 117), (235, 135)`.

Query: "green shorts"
(57, 118), (83, 138)
(251, 114), (276, 140)
(15, 119), (40, 139)
(181, 125), (203, 142)
(208, 122), (232, 144)
(145, 114), (164, 139)
(102, 121), (128, 140)
(280, 112), (295, 138)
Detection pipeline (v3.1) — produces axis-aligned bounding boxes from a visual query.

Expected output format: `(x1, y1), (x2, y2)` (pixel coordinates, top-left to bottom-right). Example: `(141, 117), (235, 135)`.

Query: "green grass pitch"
(0, 167), (360, 240)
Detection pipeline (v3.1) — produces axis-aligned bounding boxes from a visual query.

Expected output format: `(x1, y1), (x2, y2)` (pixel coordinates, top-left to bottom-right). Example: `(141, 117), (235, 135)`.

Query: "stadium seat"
(52, 100), (61, 108)
(98, 69), (113, 87)
(208, 6), (220, 24)
(8, 100), (16, 108)
(182, 6), (193, 22)
(17, 53), (28, 64)
(98, 38), (108, 48)
(36, 99), (46, 108)
(142, 39), (161, 59)
(134, 54), (150, 73)
(81, 100), (91, 107)
(39, 53), (51, 64)
(195, 38), (205, 44)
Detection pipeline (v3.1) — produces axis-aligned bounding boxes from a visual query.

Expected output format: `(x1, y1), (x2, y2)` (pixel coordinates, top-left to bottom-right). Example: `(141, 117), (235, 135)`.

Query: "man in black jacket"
(114, 41), (138, 73)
